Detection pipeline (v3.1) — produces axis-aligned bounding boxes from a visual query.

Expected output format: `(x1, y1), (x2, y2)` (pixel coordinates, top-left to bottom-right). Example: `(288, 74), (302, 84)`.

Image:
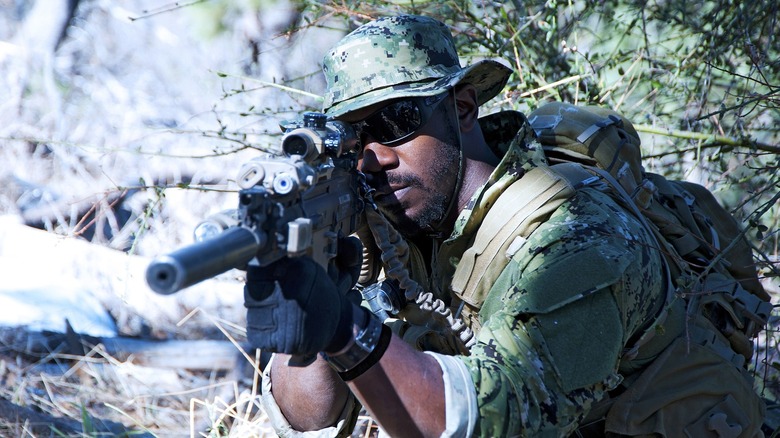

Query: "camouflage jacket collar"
(433, 110), (546, 287)
(448, 110), (547, 244)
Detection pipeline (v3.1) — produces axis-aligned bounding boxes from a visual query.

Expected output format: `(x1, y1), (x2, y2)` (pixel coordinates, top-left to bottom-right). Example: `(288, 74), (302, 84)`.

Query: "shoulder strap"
(451, 165), (577, 315)
(452, 161), (680, 358)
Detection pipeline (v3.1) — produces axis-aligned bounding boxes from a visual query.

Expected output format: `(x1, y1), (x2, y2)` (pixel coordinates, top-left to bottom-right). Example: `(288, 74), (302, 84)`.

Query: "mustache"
(365, 172), (424, 192)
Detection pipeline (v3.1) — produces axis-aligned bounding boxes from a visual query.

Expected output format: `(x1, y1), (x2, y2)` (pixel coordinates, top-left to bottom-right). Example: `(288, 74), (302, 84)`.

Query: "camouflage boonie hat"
(322, 15), (513, 117)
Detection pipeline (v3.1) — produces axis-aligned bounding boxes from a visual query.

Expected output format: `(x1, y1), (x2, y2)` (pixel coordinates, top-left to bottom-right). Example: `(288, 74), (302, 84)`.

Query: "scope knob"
(303, 112), (327, 130)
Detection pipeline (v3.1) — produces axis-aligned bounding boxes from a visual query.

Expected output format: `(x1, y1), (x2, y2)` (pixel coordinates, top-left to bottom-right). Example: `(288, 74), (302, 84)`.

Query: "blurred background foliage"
(4, 0), (775, 274)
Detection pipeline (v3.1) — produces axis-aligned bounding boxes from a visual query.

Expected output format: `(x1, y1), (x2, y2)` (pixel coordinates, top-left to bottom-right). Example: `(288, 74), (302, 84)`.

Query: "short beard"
(383, 102), (461, 238)
(413, 136), (459, 234)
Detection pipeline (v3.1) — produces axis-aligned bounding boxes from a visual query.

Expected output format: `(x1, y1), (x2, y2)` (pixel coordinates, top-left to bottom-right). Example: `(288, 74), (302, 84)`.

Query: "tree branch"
(635, 124), (780, 156)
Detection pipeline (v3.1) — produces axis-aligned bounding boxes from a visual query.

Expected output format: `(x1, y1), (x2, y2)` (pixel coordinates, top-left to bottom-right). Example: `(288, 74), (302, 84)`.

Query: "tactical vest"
(449, 103), (771, 437)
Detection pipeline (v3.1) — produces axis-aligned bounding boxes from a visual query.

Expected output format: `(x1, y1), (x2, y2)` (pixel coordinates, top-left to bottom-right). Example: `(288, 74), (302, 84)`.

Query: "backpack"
(450, 102), (772, 437)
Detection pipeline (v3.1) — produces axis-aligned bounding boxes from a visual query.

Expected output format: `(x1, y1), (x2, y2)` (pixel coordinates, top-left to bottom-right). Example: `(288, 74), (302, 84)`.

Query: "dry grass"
(0, 334), (276, 437)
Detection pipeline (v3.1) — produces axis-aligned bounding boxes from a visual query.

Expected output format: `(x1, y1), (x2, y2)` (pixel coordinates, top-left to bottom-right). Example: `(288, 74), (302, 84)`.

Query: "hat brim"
(325, 59), (513, 118)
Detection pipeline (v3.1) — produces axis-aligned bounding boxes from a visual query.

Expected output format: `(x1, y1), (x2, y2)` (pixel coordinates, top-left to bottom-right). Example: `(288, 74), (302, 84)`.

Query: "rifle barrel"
(146, 226), (260, 295)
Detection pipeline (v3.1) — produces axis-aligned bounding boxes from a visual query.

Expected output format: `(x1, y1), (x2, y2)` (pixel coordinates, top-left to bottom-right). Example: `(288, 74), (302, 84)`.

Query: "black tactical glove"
(327, 235), (364, 305)
(243, 237), (363, 357)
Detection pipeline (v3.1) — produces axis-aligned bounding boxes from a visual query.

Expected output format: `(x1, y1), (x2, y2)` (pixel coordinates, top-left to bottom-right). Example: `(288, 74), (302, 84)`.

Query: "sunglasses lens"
(361, 100), (423, 144)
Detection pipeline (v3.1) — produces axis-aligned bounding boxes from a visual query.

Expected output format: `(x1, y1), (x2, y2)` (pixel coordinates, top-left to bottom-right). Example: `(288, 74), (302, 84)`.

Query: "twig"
(694, 90), (780, 122)
(213, 70), (324, 102)
(128, 0), (210, 22)
(635, 124), (780, 155)
(512, 74), (592, 98)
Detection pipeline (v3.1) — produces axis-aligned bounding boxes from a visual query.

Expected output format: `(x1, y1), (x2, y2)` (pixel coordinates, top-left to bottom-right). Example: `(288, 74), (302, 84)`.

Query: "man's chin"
(377, 206), (424, 237)
(376, 197), (448, 238)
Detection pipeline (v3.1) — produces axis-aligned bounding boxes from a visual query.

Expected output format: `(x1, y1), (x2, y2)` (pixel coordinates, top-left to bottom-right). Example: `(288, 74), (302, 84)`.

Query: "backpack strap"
(450, 161), (675, 345)
(450, 165), (576, 329)
(640, 174), (709, 260)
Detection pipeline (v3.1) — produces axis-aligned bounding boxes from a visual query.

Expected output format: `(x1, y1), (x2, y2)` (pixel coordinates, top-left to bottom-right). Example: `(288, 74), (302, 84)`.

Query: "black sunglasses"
(351, 91), (449, 146)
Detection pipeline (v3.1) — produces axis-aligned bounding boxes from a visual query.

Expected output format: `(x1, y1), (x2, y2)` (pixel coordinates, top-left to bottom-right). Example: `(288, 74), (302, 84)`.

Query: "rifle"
(145, 112), (366, 295)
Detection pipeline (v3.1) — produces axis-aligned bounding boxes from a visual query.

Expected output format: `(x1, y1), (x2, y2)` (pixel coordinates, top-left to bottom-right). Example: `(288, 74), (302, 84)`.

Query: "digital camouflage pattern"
(322, 15), (512, 117)
(431, 111), (667, 436)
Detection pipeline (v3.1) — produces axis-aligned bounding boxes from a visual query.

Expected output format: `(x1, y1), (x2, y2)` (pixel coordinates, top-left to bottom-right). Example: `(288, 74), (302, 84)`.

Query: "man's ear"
(454, 84), (479, 132)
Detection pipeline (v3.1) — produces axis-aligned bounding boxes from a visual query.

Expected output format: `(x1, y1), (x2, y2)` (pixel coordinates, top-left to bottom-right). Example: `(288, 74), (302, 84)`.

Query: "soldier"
(245, 14), (766, 437)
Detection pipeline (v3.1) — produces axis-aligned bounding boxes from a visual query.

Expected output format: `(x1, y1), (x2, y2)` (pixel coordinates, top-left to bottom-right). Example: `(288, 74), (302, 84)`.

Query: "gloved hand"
(329, 235), (364, 304)
(244, 237), (363, 356)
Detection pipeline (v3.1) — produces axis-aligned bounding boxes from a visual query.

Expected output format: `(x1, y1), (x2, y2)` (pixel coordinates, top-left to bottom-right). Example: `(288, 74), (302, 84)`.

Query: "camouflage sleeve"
(424, 351), (479, 436)
(460, 188), (665, 436)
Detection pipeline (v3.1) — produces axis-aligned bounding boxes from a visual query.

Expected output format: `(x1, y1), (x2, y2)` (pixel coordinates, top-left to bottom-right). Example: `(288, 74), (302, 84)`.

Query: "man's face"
(343, 93), (461, 237)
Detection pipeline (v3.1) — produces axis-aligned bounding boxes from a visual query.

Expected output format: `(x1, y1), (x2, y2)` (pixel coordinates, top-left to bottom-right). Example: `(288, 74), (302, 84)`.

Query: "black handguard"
(145, 112), (367, 295)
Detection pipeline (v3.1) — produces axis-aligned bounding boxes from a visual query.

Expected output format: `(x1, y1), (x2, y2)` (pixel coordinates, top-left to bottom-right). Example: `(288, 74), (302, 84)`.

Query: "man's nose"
(358, 140), (397, 173)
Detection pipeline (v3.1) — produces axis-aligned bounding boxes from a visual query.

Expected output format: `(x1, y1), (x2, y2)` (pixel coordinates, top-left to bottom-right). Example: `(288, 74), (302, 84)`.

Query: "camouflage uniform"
(438, 111), (665, 436)
(261, 15), (666, 437)
(262, 109), (667, 436)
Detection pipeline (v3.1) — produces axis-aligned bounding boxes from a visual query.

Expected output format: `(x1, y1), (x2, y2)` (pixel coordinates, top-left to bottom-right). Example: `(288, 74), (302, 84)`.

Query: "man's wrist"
(321, 304), (392, 381)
